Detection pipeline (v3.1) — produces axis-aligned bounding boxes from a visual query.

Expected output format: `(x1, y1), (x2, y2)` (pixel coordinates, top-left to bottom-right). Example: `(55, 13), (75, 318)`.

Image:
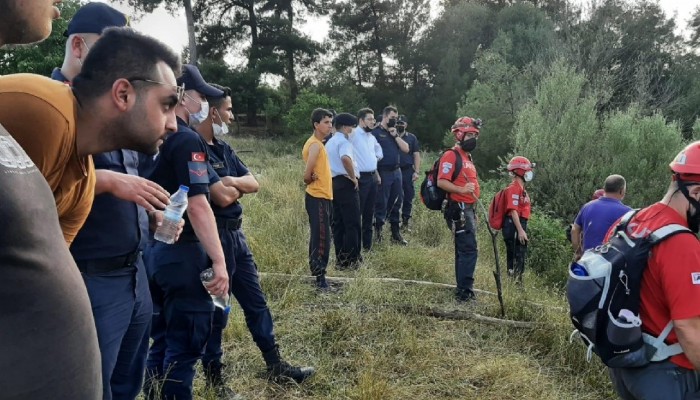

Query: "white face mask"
(524, 170), (534, 182)
(213, 121), (229, 136)
(189, 101), (209, 125)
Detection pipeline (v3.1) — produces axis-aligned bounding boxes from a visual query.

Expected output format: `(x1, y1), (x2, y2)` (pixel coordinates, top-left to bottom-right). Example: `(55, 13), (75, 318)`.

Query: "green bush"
(283, 89), (344, 137)
(525, 210), (572, 288)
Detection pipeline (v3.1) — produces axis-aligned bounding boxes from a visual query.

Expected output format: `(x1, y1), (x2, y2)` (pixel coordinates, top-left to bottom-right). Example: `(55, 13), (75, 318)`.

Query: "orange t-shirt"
(302, 135), (332, 200)
(0, 74), (95, 244)
(504, 180), (531, 219)
(436, 146), (480, 203)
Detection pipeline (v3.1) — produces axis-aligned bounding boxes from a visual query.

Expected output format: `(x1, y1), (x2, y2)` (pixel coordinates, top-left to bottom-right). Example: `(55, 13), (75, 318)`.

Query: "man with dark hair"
(351, 107), (383, 250)
(0, 0), (101, 398)
(572, 174), (631, 258)
(194, 86), (314, 396)
(372, 105), (410, 245)
(143, 65), (230, 400)
(50, 6), (178, 400)
(327, 113), (362, 269)
(303, 108), (334, 289)
(0, 26), (182, 244)
(396, 115), (421, 232)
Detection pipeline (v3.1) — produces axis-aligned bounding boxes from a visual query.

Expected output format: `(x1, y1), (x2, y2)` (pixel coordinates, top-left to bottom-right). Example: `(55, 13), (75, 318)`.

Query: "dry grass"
(143, 136), (615, 400)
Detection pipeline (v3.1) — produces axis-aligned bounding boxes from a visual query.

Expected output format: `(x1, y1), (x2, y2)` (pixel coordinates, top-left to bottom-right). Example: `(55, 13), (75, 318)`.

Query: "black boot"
(204, 362), (244, 400)
(262, 346), (315, 383)
(315, 274), (330, 291)
(402, 217), (411, 233)
(391, 224), (408, 246)
(374, 224), (383, 244)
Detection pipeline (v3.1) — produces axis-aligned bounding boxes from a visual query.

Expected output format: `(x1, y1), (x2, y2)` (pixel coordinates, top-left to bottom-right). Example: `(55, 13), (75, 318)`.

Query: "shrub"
(283, 89), (344, 137)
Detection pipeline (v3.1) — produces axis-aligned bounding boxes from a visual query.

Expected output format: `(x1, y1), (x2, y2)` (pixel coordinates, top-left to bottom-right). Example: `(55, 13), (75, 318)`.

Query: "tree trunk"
(285, 5), (298, 102)
(183, 0), (197, 64)
(246, 0), (259, 127)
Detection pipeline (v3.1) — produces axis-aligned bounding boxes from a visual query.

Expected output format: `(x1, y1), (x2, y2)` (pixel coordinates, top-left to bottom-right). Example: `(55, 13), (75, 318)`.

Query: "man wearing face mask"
(502, 156), (534, 282)
(372, 106), (410, 245)
(605, 142), (700, 400)
(327, 113), (363, 269)
(351, 108), (383, 250)
(437, 116), (482, 302)
(396, 115), (420, 232)
(194, 84), (315, 395)
(143, 64), (230, 400)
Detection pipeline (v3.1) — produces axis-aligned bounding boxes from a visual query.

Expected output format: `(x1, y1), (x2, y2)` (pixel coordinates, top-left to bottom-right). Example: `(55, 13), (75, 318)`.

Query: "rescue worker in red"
(606, 141), (700, 399)
(502, 156), (533, 282)
(437, 116), (482, 302)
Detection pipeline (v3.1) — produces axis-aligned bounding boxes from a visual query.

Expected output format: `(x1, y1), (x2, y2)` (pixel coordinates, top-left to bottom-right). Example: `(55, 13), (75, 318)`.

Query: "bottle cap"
(179, 185), (190, 193)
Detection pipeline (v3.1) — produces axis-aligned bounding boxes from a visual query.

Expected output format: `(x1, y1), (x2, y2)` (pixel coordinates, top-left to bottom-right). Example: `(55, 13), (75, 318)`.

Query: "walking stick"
(474, 198), (506, 317)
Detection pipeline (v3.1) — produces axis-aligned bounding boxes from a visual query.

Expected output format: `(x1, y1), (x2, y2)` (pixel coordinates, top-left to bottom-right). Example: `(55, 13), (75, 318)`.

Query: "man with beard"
(437, 116), (482, 303)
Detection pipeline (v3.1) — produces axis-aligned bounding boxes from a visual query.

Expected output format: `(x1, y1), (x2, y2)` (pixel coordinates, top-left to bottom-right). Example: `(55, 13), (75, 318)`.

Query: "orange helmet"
(670, 141), (700, 181)
(592, 189), (605, 200)
(451, 117), (482, 141)
(507, 156), (534, 173)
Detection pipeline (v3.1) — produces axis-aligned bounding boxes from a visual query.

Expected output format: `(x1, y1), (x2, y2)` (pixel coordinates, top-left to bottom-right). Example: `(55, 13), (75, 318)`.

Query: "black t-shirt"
(0, 124), (101, 399)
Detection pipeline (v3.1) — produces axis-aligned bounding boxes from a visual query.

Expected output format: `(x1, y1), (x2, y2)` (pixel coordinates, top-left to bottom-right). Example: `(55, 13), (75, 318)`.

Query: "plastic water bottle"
(200, 268), (231, 313)
(571, 262), (589, 276)
(154, 185), (189, 244)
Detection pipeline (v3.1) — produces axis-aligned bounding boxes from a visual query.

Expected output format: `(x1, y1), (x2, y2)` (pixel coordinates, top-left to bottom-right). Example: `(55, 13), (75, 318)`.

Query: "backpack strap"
(450, 149), (462, 182)
(643, 321), (683, 361)
(649, 224), (692, 244)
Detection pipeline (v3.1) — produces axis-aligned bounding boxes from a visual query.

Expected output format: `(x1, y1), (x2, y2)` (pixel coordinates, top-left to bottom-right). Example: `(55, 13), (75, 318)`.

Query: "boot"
(204, 362), (244, 400)
(315, 274), (330, 291)
(391, 224), (408, 246)
(374, 224), (383, 244)
(262, 346), (315, 383)
(401, 217), (412, 233)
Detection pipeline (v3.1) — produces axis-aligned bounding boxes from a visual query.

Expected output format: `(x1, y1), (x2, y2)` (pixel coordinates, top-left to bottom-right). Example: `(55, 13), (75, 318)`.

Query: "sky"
(98, 0), (699, 57)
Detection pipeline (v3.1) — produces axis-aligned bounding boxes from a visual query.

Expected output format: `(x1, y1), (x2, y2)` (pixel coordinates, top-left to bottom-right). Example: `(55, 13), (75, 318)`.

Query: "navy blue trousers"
(203, 228), (276, 368)
(77, 256), (152, 400)
(444, 203), (478, 295)
(375, 168), (402, 227)
(145, 241), (214, 400)
(400, 167), (415, 221)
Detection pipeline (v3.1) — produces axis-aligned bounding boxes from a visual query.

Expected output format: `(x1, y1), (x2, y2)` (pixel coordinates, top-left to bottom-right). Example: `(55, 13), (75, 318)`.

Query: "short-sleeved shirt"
(504, 180), (531, 219)
(325, 132), (358, 178)
(206, 137), (250, 220)
(372, 126), (401, 170)
(302, 135), (332, 200)
(49, 68), (149, 259)
(351, 126), (382, 173)
(437, 146), (480, 204)
(605, 203), (700, 370)
(0, 124), (101, 398)
(575, 197), (632, 251)
(147, 117), (220, 234)
(399, 132), (420, 168)
(0, 73), (96, 244)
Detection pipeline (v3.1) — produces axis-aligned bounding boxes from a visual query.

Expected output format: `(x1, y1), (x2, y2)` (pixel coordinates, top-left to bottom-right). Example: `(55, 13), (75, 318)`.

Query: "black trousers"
(305, 193), (332, 276)
(332, 176), (362, 268)
(358, 172), (377, 250)
(502, 216), (528, 277)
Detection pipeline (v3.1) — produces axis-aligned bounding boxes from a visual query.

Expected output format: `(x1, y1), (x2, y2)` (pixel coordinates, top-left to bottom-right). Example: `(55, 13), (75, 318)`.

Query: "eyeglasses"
(128, 77), (185, 103)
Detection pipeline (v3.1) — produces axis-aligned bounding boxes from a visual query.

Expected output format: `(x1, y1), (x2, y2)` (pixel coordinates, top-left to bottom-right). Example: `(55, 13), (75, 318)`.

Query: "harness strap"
(643, 321), (683, 362)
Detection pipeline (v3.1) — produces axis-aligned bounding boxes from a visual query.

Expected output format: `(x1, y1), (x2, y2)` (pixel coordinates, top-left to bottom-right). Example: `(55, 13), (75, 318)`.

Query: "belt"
(448, 200), (475, 209)
(77, 249), (142, 274)
(377, 165), (399, 172)
(175, 231), (200, 243)
(400, 165), (414, 171)
(360, 171), (376, 177)
(216, 217), (243, 231)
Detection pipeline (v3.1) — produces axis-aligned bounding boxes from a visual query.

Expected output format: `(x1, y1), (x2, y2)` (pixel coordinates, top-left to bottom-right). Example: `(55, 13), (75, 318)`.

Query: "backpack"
(488, 188), (508, 230)
(420, 149), (462, 211)
(566, 209), (691, 368)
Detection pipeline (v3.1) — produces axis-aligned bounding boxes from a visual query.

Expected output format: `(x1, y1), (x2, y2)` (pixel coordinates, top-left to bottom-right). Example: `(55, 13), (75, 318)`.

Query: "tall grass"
(150, 138), (615, 399)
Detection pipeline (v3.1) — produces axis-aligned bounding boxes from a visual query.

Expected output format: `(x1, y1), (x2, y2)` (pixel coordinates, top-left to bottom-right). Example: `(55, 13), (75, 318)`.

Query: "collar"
(598, 197), (621, 203)
(50, 67), (70, 84)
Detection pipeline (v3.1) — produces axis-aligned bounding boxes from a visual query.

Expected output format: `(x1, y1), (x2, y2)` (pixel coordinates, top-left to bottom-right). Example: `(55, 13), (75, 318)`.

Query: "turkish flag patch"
(192, 152), (206, 162)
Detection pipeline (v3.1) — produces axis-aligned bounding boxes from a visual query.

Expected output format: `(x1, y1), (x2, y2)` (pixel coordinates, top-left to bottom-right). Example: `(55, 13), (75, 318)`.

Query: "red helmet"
(507, 156), (534, 173)
(670, 141), (700, 181)
(592, 189), (604, 200)
(451, 117), (482, 141)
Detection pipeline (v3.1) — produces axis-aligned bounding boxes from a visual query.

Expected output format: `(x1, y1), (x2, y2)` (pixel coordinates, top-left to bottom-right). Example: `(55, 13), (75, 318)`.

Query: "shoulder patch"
(692, 272), (700, 285)
(188, 161), (209, 184)
(192, 152), (206, 162)
(441, 162), (453, 174)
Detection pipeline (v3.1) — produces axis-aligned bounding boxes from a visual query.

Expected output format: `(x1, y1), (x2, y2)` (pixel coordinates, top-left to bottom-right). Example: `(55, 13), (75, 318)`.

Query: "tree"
(126, 0), (197, 61)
